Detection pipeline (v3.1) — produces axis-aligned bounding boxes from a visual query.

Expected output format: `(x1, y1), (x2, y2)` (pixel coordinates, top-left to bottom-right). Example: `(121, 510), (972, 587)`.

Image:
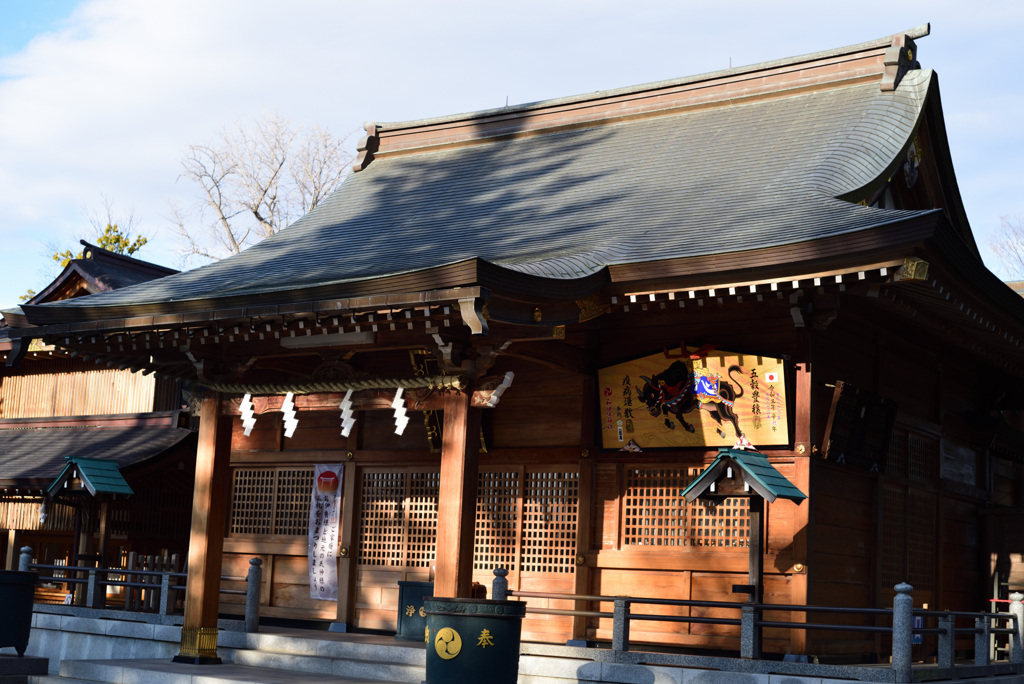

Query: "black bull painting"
(638, 361), (745, 438)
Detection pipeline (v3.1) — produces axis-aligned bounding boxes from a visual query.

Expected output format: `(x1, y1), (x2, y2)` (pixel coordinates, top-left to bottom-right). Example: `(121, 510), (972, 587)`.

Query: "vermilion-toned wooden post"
(791, 359), (813, 655)
(174, 392), (232, 664)
(433, 389), (481, 598)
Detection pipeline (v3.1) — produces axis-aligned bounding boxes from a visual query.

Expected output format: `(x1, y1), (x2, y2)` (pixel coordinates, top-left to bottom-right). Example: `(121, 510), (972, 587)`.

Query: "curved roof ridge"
(376, 24), (930, 133)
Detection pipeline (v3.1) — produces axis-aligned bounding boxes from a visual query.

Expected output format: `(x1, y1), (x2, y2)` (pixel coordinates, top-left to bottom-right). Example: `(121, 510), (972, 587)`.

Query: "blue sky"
(2, 1), (1024, 309)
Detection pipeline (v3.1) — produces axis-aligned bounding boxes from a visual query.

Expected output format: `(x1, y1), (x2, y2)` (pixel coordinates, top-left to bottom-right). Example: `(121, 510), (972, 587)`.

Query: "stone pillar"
(18, 546), (32, 572)
(245, 558), (263, 633)
(492, 567), (509, 601)
(612, 599), (630, 655)
(1010, 592), (1024, 664)
(892, 582), (914, 683)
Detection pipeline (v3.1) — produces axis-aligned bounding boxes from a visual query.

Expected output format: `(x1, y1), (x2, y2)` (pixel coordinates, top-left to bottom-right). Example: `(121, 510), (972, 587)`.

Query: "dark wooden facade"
(5, 25), (1024, 660)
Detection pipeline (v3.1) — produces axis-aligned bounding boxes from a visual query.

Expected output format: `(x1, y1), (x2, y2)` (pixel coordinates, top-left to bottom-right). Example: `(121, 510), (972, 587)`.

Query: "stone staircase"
(28, 630), (428, 684)
(23, 629), (601, 684)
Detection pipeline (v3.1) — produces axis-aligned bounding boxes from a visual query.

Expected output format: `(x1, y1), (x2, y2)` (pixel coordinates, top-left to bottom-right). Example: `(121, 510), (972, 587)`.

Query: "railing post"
(741, 603), (761, 659)
(1011, 593), (1024, 665)
(18, 547), (32, 572)
(245, 557), (263, 633)
(612, 599), (630, 657)
(976, 616), (992, 666)
(86, 569), (101, 608)
(892, 582), (914, 684)
(937, 613), (955, 669)
(492, 567), (508, 601)
(159, 571), (172, 615)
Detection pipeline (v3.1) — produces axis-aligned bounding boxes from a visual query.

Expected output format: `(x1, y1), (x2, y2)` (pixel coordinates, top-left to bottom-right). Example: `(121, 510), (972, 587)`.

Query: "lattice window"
(274, 468), (315, 536)
(358, 471), (407, 566)
(908, 490), (936, 591)
(880, 484), (907, 589)
(687, 496), (749, 548)
(623, 468), (688, 546)
(230, 466), (315, 537)
(406, 472), (440, 568)
(908, 434), (938, 481)
(475, 470), (520, 571)
(888, 429), (909, 477)
(521, 471), (579, 573)
(622, 467), (749, 549)
(230, 468), (276, 535)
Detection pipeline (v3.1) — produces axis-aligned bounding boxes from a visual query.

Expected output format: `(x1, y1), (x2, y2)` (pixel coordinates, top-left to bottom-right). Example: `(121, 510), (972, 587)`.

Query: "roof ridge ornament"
(352, 122), (380, 172)
(881, 29), (925, 92)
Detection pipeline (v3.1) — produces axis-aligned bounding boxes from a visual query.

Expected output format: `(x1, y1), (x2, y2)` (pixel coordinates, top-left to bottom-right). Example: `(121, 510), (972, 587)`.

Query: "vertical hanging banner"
(308, 464), (344, 601)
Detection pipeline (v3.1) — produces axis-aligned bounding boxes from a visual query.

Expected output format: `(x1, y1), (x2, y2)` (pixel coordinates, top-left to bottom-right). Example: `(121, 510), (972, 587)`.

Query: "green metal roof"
(682, 448), (806, 504)
(46, 456), (134, 498)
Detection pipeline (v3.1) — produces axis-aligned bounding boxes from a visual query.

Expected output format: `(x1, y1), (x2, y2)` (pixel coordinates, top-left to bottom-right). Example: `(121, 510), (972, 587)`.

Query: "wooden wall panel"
(354, 567), (404, 630)
(942, 497), (981, 612)
(230, 413), (282, 451)
(592, 463), (619, 551)
(518, 574), (575, 642)
(0, 368), (156, 418)
(490, 364), (585, 448)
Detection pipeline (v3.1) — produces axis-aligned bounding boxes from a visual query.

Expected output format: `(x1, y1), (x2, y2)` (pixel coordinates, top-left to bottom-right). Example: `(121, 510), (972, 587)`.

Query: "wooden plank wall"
(0, 367), (158, 418)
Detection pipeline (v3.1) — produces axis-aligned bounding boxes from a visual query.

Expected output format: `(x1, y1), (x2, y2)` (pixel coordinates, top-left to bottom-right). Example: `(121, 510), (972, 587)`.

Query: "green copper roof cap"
(682, 447), (806, 504)
(46, 456), (134, 498)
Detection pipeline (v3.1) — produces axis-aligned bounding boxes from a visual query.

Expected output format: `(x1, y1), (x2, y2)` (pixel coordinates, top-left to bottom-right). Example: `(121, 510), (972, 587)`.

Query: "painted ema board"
(598, 348), (788, 449)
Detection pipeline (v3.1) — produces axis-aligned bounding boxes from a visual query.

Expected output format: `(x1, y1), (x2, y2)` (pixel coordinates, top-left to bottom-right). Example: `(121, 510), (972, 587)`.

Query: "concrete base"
(0, 654), (47, 675)
(171, 654), (223, 665)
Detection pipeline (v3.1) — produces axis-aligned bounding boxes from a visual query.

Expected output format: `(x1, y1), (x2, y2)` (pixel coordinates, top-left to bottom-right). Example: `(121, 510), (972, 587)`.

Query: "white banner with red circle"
(308, 464), (343, 600)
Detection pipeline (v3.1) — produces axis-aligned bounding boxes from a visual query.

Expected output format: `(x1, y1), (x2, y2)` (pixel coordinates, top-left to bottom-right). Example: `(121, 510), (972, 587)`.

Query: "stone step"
(243, 633), (426, 667)
(55, 659), (410, 684)
(233, 649), (424, 683)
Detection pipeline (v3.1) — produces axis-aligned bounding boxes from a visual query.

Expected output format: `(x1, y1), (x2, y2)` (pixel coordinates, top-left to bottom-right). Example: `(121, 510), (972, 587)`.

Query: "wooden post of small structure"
(174, 392), (232, 664)
(746, 495), (764, 659)
(433, 388), (481, 598)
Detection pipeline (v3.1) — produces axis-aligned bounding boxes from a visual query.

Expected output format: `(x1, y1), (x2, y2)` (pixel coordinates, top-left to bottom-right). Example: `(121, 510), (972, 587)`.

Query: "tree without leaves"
(171, 114), (353, 264)
(991, 214), (1024, 281)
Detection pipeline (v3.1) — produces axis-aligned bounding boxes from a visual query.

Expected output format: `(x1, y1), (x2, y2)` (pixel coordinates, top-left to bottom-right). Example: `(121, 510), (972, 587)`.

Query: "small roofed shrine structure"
(0, 244), (191, 580)
(5, 23), (1024, 661)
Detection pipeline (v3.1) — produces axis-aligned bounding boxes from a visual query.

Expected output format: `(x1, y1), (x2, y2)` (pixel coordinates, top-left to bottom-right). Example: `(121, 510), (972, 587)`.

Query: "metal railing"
(492, 568), (1024, 683)
(17, 546), (263, 633)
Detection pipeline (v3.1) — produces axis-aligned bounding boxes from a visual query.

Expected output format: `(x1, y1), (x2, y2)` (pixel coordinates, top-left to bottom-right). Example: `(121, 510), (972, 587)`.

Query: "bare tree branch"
(171, 113), (354, 264)
(991, 214), (1024, 280)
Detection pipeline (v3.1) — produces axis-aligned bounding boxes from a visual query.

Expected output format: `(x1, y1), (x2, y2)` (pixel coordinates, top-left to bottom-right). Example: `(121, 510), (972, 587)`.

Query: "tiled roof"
(0, 425), (193, 483)
(19, 64), (934, 316)
(683, 448), (807, 504)
(47, 457), (134, 497)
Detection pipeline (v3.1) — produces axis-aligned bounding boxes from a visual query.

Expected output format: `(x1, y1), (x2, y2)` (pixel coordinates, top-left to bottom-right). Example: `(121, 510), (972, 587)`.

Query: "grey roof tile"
(28, 71), (934, 313)
(0, 426), (193, 482)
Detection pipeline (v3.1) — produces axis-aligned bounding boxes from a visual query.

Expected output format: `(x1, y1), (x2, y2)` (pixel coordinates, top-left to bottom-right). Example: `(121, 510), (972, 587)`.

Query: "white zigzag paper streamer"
(340, 389), (356, 437)
(485, 371), (515, 408)
(392, 388), (409, 435)
(282, 392), (298, 438)
(240, 393), (256, 436)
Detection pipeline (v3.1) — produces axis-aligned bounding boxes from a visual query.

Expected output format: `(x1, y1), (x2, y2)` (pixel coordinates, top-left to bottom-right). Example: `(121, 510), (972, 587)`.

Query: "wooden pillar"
(790, 359), (813, 654)
(433, 389), (481, 598)
(5, 529), (18, 571)
(332, 458), (359, 631)
(749, 496), (765, 604)
(175, 392), (232, 664)
(97, 500), (110, 567)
